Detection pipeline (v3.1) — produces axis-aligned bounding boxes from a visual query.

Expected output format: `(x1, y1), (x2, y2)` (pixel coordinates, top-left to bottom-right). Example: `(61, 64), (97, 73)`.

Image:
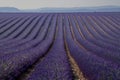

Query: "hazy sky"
(0, 0), (120, 9)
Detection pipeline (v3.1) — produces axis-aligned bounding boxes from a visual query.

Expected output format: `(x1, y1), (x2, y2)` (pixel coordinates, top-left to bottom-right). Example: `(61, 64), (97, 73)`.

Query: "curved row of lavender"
(0, 13), (120, 80)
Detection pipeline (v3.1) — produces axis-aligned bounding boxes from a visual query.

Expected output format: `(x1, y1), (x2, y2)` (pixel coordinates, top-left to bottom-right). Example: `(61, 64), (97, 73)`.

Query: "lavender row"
(85, 16), (120, 47)
(26, 15), (73, 80)
(70, 15), (120, 65)
(79, 16), (120, 52)
(0, 14), (57, 80)
(64, 15), (120, 80)
(0, 15), (52, 57)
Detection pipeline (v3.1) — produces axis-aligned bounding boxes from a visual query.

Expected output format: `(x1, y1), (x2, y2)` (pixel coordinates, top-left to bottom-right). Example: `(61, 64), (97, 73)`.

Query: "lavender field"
(0, 13), (120, 80)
